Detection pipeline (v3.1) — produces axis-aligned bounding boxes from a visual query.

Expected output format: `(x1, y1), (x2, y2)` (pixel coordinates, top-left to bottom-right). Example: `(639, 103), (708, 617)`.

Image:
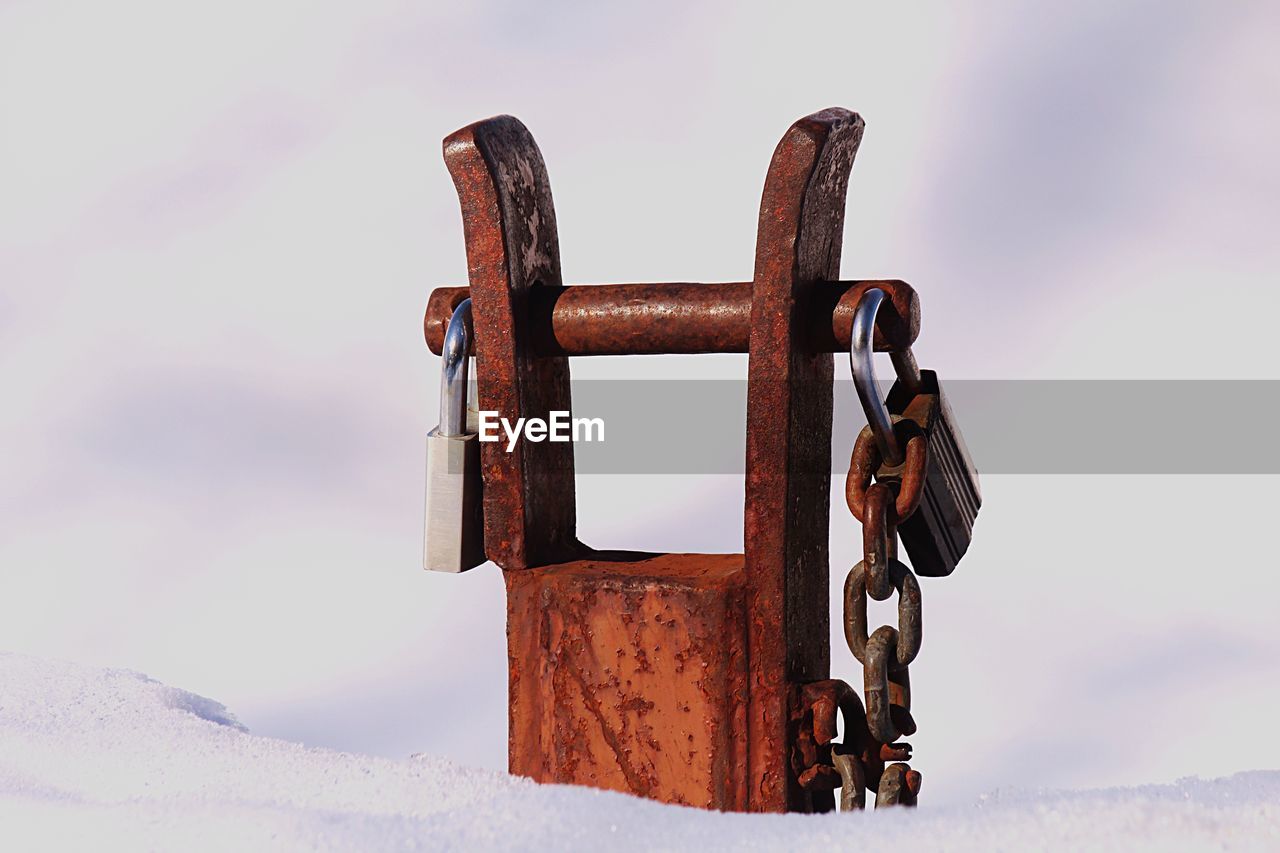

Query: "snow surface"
(1, 653), (1277, 852)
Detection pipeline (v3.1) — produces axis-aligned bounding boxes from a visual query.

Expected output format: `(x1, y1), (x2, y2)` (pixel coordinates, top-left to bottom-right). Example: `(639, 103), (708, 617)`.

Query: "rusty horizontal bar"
(424, 280), (919, 356)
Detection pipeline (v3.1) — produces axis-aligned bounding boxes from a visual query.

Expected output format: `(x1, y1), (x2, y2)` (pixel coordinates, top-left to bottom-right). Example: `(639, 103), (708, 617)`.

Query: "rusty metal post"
(435, 109), (866, 812)
(443, 117), (578, 571)
(744, 108), (864, 811)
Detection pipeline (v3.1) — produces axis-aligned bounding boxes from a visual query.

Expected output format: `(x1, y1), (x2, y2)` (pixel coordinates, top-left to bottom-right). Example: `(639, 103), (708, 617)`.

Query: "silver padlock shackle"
(849, 288), (923, 467)
(439, 299), (473, 437)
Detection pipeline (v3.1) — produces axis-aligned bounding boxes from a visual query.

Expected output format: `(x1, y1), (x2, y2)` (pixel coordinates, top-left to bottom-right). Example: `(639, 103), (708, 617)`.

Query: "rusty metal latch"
(422, 108), (979, 813)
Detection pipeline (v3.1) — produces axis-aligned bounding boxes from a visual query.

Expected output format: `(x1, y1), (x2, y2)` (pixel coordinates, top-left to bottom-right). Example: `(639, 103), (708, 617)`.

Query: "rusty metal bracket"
(432, 108), (891, 813)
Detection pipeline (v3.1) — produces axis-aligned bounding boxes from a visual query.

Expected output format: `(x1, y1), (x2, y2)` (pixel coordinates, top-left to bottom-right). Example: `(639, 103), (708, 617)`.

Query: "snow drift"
(0, 652), (1276, 851)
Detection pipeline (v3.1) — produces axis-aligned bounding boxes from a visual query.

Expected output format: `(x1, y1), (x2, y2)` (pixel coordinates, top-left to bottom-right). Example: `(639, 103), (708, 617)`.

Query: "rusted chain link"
(792, 679), (921, 812)
(792, 679), (923, 812)
(846, 422), (928, 525)
(792, 680), (865, 811)
(797, 303), (947, 810)
(844, 560), (921, 670)
(832, 752), (866, 811)
(811, 286), (976, 810)
(876, 763), (922, 807)
(840, 419), (930, 807)
(860, 484), (896, 600)
(863, 626), (918, 744)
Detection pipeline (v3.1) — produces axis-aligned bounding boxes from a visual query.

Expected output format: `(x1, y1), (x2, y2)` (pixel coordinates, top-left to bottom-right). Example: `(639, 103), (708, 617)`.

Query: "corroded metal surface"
(790, 678), (922, 812)
(505, 553), (749, 810)
(845, 421), (928, 525)
(424, 280), (919, 356)
(791, 679), (864, 812)
(443, 115), (579, 571)
(438, 108), (877, 814)
(843, 561), (921, 671)
(745, 107), (865, 813)
(876, 762), (922, 807)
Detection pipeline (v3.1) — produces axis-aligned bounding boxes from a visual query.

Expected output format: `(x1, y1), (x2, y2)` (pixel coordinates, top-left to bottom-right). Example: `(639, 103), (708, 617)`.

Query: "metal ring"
(863, 630), (916, 745)
(850, 288), (923, 467)
(833, 752), (867, 812)
(794, 679), (866, 801)
(846, 423), (929, 524)
(843, 560), (921, 669)
(862, 484), (894, 600)
(863, 626), (901, 744)
(875, 762), (921, 808)
(439, 299), (473, 437)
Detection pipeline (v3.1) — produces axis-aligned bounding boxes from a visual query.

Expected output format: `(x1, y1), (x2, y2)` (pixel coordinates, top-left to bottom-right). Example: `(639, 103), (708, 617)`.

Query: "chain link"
(846, 419), (928, 524)
(876, 763), (922, 807)
(844, 560), (921, 670)
(798, 289), (973, 811)
(834, 422), (931, 809)
(795, 413), (939, 809)
(860, 484), (896, 600)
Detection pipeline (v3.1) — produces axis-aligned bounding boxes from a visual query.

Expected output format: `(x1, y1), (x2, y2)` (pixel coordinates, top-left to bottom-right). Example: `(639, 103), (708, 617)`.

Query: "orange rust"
(506, 553), (749, 810)
(423, 280), (920, 356)
(440, 109), (868, 814)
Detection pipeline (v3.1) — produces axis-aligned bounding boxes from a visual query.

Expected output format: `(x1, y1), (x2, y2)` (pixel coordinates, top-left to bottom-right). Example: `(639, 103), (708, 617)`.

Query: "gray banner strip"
(468, 380), (1280, 474)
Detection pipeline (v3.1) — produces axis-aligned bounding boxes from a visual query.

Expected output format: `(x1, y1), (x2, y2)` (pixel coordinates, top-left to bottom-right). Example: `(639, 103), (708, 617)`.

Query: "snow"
(2, 652), (1277, 852)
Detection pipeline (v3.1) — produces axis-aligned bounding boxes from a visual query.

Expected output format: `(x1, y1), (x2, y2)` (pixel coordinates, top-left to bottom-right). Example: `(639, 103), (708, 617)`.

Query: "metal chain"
(801, 286), (943, 810)
(836, 422), (929, 809)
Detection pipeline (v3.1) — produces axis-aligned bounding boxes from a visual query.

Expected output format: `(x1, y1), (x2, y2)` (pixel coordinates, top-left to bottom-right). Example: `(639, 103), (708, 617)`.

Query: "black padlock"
(850, 289), (980, 577)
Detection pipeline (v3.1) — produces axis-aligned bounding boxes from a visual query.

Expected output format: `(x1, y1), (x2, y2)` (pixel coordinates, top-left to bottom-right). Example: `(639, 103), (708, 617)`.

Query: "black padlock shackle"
(439, 299), (473, 437)
(850, 288), (923, 466)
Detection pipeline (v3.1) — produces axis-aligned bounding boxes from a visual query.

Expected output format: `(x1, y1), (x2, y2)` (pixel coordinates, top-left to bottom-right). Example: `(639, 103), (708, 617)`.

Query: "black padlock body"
(886, 369), (980, 577)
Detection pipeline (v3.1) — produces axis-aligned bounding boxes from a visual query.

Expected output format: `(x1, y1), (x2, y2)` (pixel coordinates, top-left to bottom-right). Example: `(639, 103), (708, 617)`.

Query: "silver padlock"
(423, 299), (485, 573)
